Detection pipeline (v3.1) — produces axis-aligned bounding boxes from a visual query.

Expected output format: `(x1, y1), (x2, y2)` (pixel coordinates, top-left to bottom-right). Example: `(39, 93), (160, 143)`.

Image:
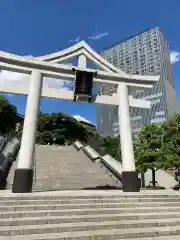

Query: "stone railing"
(0, 135), (9, 152)
(0, 137), (20, 188)
(73, 140), (122, 185)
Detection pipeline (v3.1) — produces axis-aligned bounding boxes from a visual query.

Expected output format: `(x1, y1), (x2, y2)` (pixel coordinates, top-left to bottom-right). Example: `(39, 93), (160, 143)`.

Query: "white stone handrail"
(83, 145), (100, 161)
(101, 154), (123, 177)
(73, 141), (84, 150)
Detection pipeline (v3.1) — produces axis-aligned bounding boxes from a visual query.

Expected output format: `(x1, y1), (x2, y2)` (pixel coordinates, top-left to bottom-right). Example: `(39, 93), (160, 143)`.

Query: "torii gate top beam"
(0, 41), (159, 88)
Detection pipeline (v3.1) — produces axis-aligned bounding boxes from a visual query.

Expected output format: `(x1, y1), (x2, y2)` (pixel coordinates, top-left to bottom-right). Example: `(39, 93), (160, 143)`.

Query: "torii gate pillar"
(12, 70), (43, 193)
(118, 83), (139, 192)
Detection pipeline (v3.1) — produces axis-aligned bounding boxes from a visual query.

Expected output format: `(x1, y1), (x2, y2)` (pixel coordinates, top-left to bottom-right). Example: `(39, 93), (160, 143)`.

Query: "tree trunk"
(151, 168), (156, 187)
(141, 172), (145, 188)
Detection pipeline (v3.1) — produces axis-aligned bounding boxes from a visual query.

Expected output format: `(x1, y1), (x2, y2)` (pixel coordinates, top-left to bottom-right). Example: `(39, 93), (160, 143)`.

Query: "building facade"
(96, 26), (179, 137)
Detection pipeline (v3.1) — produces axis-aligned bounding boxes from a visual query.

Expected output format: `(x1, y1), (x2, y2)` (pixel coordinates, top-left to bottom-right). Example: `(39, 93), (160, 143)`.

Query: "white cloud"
(88, 32), (108, 40)
(43, 78), (67, 88)
(170, 51), (180, 64)
(7, 94), (14, 97)
(0, 70), (74, 91)
(43, 78), (74, 91)
(68, 36), (80, 43)
(73, 115), (91, 124)
(0, 70), (29, 84)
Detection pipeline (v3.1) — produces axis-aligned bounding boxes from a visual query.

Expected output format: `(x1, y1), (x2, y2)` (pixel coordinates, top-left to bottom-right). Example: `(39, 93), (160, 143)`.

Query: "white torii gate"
(0, 41), (159, 193)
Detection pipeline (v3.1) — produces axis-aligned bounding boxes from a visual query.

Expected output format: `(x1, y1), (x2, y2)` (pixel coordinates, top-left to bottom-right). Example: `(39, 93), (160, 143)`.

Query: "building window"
(150, 117), (166, 124)
(155, 111), (165, 116)
(156, 63), (160, 68)
(142, 92), (162, 100)
(132, 128), (141, 133)
(149, 66), (154, 72)
(151, 98), (161, 105)
(131, 116), (142, 121)
(126, 58), (130, 64)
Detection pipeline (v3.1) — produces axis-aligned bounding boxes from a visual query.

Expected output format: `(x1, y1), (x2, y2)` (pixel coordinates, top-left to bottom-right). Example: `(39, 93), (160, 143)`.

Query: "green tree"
(0, 96), (17, 134)
(36, 112), (88, 145)
(102, 136), (121, 162)
(161, 114), (180, 170)
(134, 124), (165, 187)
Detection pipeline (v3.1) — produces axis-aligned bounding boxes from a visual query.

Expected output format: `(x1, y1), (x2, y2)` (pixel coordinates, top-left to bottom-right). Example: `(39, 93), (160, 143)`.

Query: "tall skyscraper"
(96, 26), (179, 137)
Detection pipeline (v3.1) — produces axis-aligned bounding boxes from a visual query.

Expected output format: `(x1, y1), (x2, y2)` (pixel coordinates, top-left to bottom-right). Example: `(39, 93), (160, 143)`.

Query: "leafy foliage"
(134, 118), (180, 187)
(101, 136), (121, 162)
(134, 124), (165, 172)
(36, 112), (89, 145)
(0, 96), (18, 134)
(161, 114), (180, 169)
(134, 124), (165, 187)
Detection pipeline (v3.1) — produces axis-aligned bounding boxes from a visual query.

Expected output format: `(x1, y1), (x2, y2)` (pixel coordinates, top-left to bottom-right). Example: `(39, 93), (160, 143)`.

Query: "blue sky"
(0, 0), (180, 124)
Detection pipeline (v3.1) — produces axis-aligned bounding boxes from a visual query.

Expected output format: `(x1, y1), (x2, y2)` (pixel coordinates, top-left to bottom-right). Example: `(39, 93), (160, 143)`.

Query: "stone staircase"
(7, 145), (121, 191)
(1, 190), (180, 239)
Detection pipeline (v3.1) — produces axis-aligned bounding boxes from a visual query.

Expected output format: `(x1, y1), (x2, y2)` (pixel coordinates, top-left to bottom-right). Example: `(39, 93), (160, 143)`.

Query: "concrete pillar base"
(12, 169), (33, 193)
(122, 171), (140, 192)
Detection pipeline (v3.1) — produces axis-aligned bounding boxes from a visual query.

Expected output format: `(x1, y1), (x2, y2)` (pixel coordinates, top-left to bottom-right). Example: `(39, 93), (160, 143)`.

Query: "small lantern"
(72, 68), (97, 103)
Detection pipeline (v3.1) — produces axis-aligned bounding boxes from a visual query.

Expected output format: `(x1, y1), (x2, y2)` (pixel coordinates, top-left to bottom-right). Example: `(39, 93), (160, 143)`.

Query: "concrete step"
(120, 237), (180, 240)
(1, 206), (180, 219)
(0, 191), (180, 238)
(1, 192), (180, 200)
(1, 220), (180, 238)
(1, 212), (180, 226)
(4, 235), (180, 240)
(1, 197), (180, 205)
(0, 201), (179, 212)
(32, 179), (119, 184)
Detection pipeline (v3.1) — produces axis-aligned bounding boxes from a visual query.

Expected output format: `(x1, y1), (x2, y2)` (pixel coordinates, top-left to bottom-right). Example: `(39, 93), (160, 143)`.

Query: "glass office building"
(97, 26), (179, 137)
